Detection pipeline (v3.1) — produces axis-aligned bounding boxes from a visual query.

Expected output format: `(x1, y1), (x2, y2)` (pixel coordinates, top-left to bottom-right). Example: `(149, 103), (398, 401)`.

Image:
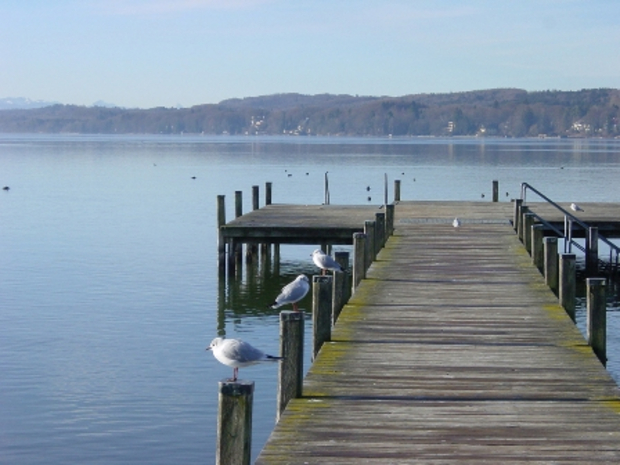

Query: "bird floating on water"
(311, 249), (344, 275)
(269, 274), (310, 312)
(570, 203), (584, 212)
(206, 337), (281, 381)
(452, 217), (461, 228)
(2, 186), (9, 191)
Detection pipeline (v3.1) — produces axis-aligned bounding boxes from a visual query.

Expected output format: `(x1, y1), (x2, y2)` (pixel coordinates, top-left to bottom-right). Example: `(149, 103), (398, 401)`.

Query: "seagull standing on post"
(311, 249), (344, 275)
(269, 274), (310, 312)
(206, 337), (282, 381)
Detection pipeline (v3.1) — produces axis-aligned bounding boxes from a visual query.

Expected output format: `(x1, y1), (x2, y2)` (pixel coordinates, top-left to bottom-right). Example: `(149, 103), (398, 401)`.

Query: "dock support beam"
(353, 233), (367, 291)
(586, 226), (599, 277)
(531, 224), (545, 272)
(492, 180), (499, 202)
(559, 253), (576, 321)
(544, 237), (558, 295)
(394, 180), (401, 202)
(587, 277), (607, 366)
(312, 276), (332, 360)
(332, 252), (350, 324)
(277, 311), (304, 422)
(217, 195), (226, 273)
(513, 198), (523, 232)
(364, 220), (376, 269)
(217, 380), (254, 465)
(385, 204), (395, 237)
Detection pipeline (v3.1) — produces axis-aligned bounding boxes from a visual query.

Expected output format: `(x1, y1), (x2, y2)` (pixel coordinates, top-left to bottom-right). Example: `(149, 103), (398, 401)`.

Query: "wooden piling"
(217, 380), (254, 465)
(385, 204), (395, 237)
(217, 195), (226, 273)
(235, 191), (243, 218)
(586, 226), (599, 277)
(353, 233), (367, 291)
(375, 212), (385, 254)
(513, 198), (522, 232)
(394, 180), (401, 202)
(364, 220), (376, 270)
(277, 311), (304, 422)
(312, 276), (332, 360)
(247, 186), (259, 262)
(544, 237), (558, 295)
(523, 212), (535, 254)
(559, 253), (576, 321)
(531, 224), (545, 272)
(518, 205), (530, 242)
(586, 277), (607, 366)
(265, 182), (272, 205)
(332, 252), (350, 324)
(492, 180), (499, 202)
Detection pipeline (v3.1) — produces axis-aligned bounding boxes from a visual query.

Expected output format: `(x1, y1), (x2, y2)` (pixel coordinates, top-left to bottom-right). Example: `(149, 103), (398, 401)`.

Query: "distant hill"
(1, 89), (619, 137)
(0, 97), (59, 110)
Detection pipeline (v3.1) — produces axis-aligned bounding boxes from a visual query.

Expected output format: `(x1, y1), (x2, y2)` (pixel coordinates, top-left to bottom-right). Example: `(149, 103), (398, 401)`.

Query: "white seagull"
(269, 274), (310, 311)
(570, 203), (584, 212)
(206, 337), (281, 381)
(311, 249), (344, 275)
(452, 217), (461, 228)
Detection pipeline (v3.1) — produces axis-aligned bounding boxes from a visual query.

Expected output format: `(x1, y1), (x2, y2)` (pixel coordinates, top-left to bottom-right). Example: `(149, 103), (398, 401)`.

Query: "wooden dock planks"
(256, 202), (620, 464)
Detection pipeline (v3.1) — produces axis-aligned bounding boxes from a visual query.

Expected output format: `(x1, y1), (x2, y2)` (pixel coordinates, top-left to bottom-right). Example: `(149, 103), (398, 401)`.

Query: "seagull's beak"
(205, 347), (212, 351)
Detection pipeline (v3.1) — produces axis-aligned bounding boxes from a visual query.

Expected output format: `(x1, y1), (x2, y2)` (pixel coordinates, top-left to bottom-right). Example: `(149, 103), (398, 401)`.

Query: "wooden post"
(277, 311), (304, 422)
(518, 205), (529, 242)
(492, 180), (499, 202)
(523, 212), (535, 254)
(375, 212), (385, 254)
(586, 226), (599, 277)
(531, 224), (545, 272)
(384, 173), (388, 205)
(265, 182), (272, 205)
(586, 277), (607, 366)
(235, 191), (243, 218)
(559, 253), (576, 322)
(364, 220), (376, 270)
(513, 198), (522, 232)
(234, 190), (243, 271)
(332, 252), (350, 324)
(312, 276), (332, 360)
(217, 380), (254, 465)
(247, 186), (259, 262)
(353, 233), (366, 291)
(544, 237), (559, 295)
(385, 204), (395, 237)
(217, 195), (226, 273)
(394, 180), (401, 202)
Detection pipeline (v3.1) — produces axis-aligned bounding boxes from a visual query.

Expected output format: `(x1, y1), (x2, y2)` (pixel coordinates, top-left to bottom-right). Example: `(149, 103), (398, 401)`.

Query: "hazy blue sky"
(2, 0), (619, 108)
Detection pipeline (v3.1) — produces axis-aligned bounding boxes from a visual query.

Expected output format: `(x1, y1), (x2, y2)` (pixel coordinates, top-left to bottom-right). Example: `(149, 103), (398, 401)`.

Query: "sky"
(1, 0), (619, 109)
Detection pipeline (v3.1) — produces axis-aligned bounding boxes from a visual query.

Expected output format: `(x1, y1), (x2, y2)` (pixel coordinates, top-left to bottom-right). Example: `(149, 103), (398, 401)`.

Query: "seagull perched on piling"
(452, 217), (461, 228)
(570, 203), (584, 212)
(311, 249), (344, 275)
(206, 337), (282, 381)
(269, 274), (310, 312)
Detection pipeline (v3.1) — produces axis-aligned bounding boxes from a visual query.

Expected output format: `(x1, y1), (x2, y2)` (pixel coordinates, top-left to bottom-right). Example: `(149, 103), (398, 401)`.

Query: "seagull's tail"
(268, 301), (281, 309)
(265, 354), (284, 361)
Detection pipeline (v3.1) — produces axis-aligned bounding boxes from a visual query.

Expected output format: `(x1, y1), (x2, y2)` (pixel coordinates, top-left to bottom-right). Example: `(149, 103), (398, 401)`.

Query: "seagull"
(206, 337), (282, 381)
(570, 203), (584, 212)
(452, 217), (461, 228)
(269, 274), (310, 311)
(311, 249), (344, 275)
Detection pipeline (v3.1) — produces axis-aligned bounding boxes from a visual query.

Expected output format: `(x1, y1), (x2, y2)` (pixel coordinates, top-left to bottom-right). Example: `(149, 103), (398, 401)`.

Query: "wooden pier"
(250, 201), (620, 463)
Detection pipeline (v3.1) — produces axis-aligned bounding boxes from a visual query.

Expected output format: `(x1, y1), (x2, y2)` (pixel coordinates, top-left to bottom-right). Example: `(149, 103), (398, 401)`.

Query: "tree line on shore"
(1, 88), (619, 138)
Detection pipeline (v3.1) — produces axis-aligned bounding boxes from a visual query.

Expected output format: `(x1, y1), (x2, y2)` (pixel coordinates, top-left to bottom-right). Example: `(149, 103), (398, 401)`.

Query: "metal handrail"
(520, 182), (620, 262)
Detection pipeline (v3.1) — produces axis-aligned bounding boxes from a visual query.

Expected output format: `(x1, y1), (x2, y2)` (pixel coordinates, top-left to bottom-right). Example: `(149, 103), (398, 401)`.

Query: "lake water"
(2, 134), (620, 464)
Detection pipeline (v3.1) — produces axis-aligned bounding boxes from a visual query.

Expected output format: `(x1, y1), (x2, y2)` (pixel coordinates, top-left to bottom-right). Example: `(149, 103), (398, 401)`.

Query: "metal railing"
(520, 182), (620, 276)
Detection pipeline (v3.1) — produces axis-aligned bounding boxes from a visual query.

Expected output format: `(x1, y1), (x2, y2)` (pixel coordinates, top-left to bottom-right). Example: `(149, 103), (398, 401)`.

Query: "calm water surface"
(1, 134), (620, 464)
